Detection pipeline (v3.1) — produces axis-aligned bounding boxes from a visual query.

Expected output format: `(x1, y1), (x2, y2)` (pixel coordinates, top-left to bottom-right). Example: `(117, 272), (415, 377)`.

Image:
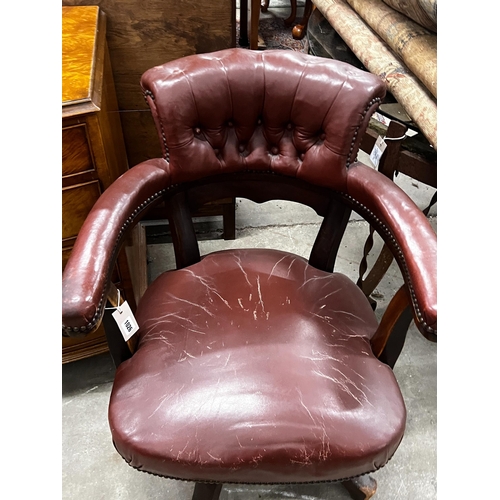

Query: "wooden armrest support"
(370, 285), (410, 357)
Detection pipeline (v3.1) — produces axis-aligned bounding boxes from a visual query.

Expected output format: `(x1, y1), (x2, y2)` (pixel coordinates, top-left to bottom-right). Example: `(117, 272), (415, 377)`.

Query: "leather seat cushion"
(109, 249), (406, 483)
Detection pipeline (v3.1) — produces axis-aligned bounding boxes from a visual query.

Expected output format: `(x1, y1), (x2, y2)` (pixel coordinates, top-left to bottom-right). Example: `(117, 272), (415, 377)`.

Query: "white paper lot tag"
(112, 301), (139, 341)
(369, 135), (387, 168)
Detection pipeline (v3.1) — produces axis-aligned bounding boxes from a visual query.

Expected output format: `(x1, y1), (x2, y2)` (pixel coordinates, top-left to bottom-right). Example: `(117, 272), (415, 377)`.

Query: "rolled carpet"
(346, 0), (436, 98)
(312, 0), (437, 150)
(383, 0), (437, 32)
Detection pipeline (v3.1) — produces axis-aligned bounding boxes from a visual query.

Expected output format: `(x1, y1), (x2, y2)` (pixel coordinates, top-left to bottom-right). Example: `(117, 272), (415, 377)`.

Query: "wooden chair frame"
(98, 168), (432, 500)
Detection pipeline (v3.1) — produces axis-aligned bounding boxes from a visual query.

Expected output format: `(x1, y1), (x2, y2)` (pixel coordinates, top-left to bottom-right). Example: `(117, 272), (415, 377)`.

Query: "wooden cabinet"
(61, 0), (237, 246)
(62, 6), (136, 363)
(61, 0), (235, 167)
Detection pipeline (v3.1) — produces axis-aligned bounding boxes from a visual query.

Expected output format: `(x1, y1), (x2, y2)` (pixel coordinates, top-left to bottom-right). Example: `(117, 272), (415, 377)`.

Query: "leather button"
(194, 127), (201, 134)
(271, 147), (279, 155)
(320, 133), (326, 140)
(300, 153), (305, 160)
(257, 119), (262, 125)
(238, 144), (245, 153)
(227, 121), (234, 127)
(214, 149), (219, 155)
(287, 123), (293, 130)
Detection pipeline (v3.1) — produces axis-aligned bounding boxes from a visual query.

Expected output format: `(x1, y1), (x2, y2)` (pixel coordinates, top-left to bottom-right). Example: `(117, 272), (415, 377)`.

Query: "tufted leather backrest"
(141, 49), (386, 191)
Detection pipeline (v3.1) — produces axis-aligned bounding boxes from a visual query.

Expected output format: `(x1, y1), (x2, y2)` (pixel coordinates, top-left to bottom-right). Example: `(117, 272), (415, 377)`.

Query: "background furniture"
(62, 0), (237, 247)
(62, 49), (437, 499)
(239, 0), (314, 49)
(62, 6), (140, 363)
(304, 0), (437, 296)
(311, 0), (437, 151)
(62, 0), (235, 166)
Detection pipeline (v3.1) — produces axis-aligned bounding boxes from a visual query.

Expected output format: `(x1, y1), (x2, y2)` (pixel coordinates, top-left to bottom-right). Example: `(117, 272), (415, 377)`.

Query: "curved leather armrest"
(346, 162), (437, 339)
(62, 159), (170, 337)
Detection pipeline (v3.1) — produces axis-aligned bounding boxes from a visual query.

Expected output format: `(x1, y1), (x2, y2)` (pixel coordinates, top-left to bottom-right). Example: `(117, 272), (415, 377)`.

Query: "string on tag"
(105, 288), (122, 313)
(384, 134), (407, 141)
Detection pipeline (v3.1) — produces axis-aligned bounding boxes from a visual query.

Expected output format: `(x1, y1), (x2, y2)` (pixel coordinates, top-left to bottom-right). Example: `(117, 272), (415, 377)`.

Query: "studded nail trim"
(339, 192), (436, 338)
(347, 98), (382, 169)
(62, 188), (168, 336)
(143, 90), (170, 162)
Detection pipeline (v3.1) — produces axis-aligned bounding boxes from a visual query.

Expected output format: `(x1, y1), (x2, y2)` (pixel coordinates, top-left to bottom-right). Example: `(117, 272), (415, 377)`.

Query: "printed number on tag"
(112, 300), (139, 341)
(369, 135), (387, 168)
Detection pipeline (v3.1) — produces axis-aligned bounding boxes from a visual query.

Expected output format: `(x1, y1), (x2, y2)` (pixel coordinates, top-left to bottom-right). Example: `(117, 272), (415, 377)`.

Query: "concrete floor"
(62, 145), (437, 499)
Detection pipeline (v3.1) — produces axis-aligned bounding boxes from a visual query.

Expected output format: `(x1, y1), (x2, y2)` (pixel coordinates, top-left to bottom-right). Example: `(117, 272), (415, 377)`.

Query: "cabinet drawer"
(62, 124), (95, 177)
(62, 180), (101, 240)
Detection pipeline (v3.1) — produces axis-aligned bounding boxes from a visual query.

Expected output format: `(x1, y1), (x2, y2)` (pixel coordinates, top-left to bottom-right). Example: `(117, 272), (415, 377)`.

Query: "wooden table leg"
(239, 0), (249, 46)
(250, 0), (261, 49)
(292, 0), (314, 39)
(284, 0), (298, 27)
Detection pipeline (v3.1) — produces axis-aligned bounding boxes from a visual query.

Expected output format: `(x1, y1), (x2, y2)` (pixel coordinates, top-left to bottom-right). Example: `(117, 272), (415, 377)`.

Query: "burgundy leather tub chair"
(62, 48), (437, 499)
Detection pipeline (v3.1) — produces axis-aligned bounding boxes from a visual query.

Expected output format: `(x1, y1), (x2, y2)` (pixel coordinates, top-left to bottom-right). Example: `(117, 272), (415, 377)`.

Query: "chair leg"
(284, 0), (298, 27)
(378, 304), (413, 369)
(222, 198), (236, 240)
(239, 0), (249, 46)
(341, 475), (377, 500)
(291, 0), (314, 39)
(250, 0), (261, 49)
(191, 482), (222, 500)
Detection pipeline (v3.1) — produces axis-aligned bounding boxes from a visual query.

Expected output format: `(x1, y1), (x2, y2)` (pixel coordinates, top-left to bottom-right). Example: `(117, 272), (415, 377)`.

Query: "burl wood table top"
(62, 6), (100, 106)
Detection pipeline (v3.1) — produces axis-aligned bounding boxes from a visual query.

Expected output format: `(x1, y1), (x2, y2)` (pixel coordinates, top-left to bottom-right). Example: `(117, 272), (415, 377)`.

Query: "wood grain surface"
(62, 6), (136, 362)
(62, 125), (94, 176)
(62, 6), (100, 104)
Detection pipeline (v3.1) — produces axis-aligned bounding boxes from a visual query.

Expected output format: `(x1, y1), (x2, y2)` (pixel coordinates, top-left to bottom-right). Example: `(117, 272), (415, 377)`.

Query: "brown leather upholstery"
(62, 158), (169, 333)
(110, 249), (406, 483)
(62, 48), (437, 493)
(141, 49), (384, 191)
(346, 163), (437, 335)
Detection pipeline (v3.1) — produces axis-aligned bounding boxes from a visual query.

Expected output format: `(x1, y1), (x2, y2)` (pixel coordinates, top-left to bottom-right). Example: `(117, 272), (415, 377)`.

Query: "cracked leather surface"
(109, 249), (406, 482)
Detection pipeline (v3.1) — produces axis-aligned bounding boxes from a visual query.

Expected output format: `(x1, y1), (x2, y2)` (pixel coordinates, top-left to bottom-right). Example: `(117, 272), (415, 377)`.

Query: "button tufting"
(287, 123), (293, 130)
(271, 147), (279, 155)
(300, 153), (305, 160)
(238, 144), (245, 153)
(320, 133), (326, 140)
(195, 127), (201, 134)
(227, 121), (234, 127)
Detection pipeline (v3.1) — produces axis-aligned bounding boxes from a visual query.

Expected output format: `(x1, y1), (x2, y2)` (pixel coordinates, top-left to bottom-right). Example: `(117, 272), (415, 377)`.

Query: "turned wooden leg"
(291, 0), (313, 39)
(342, 475), (377, 500)
(191, 482), (222, 500)
(284, 0), (298, 27)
